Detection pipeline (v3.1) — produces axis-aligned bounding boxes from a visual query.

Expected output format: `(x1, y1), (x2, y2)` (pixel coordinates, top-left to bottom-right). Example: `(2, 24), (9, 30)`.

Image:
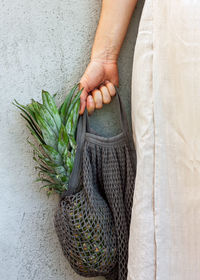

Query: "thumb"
(79, 82), (88, 115)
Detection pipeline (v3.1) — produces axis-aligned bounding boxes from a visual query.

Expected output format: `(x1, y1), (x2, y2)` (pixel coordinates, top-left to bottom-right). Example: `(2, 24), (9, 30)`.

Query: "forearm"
(91, 0), (138, 62)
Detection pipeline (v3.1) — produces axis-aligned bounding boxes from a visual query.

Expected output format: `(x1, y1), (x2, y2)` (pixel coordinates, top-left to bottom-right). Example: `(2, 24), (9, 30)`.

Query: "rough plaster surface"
(0, 0), (144, 279)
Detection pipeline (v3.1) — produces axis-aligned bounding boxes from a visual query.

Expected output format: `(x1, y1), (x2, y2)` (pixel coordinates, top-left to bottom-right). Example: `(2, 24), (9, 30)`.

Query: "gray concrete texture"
(0, 0), (144, 279)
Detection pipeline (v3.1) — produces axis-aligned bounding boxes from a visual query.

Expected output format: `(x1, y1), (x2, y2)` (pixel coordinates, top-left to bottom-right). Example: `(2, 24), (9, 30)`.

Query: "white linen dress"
(128, 0), (200, 279)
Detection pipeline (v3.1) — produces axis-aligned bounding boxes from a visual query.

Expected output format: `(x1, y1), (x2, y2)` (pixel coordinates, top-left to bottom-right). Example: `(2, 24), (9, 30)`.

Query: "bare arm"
(79, 0), (138, 115)
(91, 0), (138, 62)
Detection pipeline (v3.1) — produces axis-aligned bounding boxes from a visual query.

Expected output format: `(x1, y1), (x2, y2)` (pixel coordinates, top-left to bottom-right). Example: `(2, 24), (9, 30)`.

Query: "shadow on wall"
(0, 1), (144, 280)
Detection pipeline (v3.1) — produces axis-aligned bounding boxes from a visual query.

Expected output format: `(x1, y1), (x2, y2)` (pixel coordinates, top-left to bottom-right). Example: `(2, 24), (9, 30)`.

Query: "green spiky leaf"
(65, 88), (83, 124)
(42, 90), (61, 131)
(14, 84), (82, 195)
(59, 83), (79, 123)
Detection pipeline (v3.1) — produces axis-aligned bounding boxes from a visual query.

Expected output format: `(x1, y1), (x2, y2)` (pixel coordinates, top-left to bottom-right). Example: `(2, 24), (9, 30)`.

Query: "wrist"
(90, 44), (119, 63)
(90, 56), (118, 65)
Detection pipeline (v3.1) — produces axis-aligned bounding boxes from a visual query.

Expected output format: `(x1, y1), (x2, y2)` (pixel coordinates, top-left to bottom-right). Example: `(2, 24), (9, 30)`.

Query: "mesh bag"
(54, 89), (137, 280)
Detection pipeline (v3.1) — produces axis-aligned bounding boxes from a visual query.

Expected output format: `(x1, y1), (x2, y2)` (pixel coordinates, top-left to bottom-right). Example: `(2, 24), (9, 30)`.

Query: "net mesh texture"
(54, 90), (137, 280)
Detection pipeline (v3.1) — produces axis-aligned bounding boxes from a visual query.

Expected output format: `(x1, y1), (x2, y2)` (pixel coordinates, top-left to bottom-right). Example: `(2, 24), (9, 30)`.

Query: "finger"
(92, 89), (103, 109)
(79, 99), (86, 115)
(104, 80), (116, 97)
(78, 79), (89, 114)
(86, 95), (95, 115)
(99, 85), (111, 104)
(79, 88), (88, 115)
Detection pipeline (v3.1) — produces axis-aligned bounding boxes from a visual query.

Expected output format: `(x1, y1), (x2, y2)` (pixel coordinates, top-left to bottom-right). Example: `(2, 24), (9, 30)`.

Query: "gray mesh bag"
(54, 89), (137, 280)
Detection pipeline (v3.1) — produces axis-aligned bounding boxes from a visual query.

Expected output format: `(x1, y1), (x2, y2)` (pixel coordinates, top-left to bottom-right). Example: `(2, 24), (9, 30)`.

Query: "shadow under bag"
(54, 89), (137, 280)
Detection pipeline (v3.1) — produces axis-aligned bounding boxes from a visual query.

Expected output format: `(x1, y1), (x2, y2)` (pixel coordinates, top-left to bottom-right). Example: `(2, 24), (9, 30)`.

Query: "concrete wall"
(0, 0), (144, 279)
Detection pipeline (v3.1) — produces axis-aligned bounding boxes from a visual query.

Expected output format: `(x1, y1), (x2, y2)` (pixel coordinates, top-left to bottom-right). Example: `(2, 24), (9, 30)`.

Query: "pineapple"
(14, 84), (83, 195)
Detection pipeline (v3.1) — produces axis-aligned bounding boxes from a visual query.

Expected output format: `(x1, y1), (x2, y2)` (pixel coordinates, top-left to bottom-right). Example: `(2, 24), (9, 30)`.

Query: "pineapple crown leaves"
(13, 83), (83, 195)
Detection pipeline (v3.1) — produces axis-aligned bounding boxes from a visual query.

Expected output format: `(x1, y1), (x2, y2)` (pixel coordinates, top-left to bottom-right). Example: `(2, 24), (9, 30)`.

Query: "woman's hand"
(79, 59), (119, 115)
(78, 0), (138, 115)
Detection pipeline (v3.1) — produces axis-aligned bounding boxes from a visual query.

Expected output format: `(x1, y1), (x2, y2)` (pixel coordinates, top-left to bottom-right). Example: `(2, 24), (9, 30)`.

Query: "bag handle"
(60, 87), (132, 198)
(85, 87), (131, 137)
(60, 109), (87, 198)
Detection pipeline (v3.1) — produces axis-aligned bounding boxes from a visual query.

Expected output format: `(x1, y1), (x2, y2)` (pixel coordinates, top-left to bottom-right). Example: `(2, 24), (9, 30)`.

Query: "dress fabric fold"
(128, 1), (200, 279)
